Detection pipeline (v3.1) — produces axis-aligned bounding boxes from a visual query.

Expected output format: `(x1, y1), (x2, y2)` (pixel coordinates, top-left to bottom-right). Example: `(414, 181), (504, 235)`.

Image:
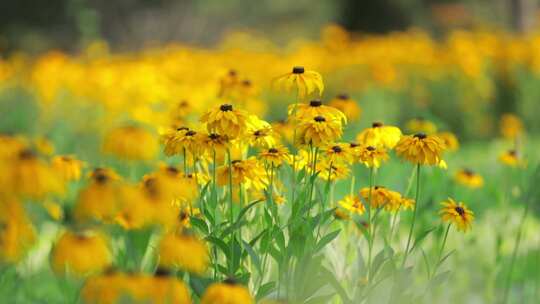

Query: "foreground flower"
(259, 146), (291, 167)
(51, 230), (111, 276)
(338, 195), (365, 215)
(395, 133), (446, 165)
(439, 198), (474, 232)
(200, 104), (248, 139)
(201, 279), (253, 304)
(217, 158), (267, 190)
(296, 115), (343, 147)
(273, 66), (323, 99)
(324, 143), (354, 164)
(357, 145), (389, 168)
(356, 122), (402, 149)
(246, 116), (278, 148)
(158, 233), (209, 274)
(288, 100), (346, 123)
(359, 186), (401, 210)
(328, 94), (361, 121)
(454, 168), (484, 188)
(103, 125), (158, 161)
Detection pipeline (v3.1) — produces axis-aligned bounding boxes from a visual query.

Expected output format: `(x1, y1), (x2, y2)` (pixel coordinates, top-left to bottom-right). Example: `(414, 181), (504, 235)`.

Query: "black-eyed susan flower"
(297, 115), (343, 147)
(334, 209), (351, 220)
(217, 157), (267, 191)
(356, 122), (402, 149)
(439, 198), (474, 232)
(0, 197), (35, 263)
(201, 279), (254, 304)
(51, 230), (111, 276)
(259, 145), (291, 167)
(51, 155), (84, 181)
(500, 113), (524, 139)
(499, 149), (525, 167)
(150, 270), (192, 303)
(338, 195), (365, 215)
(198, 132), (230, 155)
(455, 168), (484, 188)
(328, 94), (361, 121)
(317, 158), (350, 181)
(273, 66), (324, 99)
(288, 99), (346, 124)
(103, 125), (158, 161)
(158, 232), (209, 274)
(436, 131), (459, 152)
(399, 197), (416, 211)
(161, 127), (192, 156)
(324, 143), (354, 164)
(357, 145), (389, 168)
(200, 103), (248, 139)
(359, 186), (398, 209)
(246, 116), (279, 148)
(395, 133), (446, 166)
(405, 117), (438, 134)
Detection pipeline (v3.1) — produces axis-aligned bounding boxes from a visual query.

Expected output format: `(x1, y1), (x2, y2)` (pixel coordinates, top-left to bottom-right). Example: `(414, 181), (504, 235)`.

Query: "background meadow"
(1, 1), (540, 303)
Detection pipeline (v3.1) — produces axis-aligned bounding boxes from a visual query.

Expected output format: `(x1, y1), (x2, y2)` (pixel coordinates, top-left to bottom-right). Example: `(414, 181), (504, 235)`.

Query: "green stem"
(183, 148), (187, 174)
(430, 223), (451, 279)
(227, 149), (235, 275)
(366, 167), (375, 282)
(402, 164), (421, 268)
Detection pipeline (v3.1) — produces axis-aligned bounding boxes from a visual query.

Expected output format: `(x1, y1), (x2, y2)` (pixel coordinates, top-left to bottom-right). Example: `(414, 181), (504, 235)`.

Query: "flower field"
(0, 25), (539, 303)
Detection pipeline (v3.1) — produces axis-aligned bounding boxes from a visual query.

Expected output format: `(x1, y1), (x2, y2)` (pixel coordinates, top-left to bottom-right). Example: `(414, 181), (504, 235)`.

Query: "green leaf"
(430, 270), (451, 288)
(314, 230), (340, 253)
(206, 236), (229, 257)
(190, 217), (209, 235)
(304, 294), (336, 304)
(410, 227), (436, 253)
(236, 199), (263, 223)
(242, 240), (262, 274)
(256, 282), (276, 301)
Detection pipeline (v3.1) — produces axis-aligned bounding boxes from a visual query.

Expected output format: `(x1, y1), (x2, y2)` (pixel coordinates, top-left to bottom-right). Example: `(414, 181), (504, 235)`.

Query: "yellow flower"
(158, 233), (209, 274)
(288, 100), (346, 124)
(405, 117), (438, 134)
(499, 149), (525, 167)
(436, 132), (459, 152)
(272, 120), (295, 144)
(201, 279), (254, 304)
(273, 66), (324, 99)
(317, 158), (350, 181)
(0, 197), (35, 263)
(454, 168), (484, 188)
(51, 155), (84, 181)
(439, 198), (474, 232)
(334, 209), (351, 220)
(161, 127), (193, 156)
(399, 197), (416, 211)
(51, 230), (111, 276)
(103, 125), (158, 161)
(246, 115), (279, 148)
(200, 103), (248, 139)
(259, 146), (291, 167)
(33, 136), (55, 156)
(324, 143), (354, 164)
(198, 131), (230, 155)
(356, 122), (402, 149)
(43, 200), (64, 221)
(218, 157), (267, 191)
(359, 186), (399, 209)
(297, 115), (343, 147)
(395, 133), (446, 166)
(328, 94), (361, 121)
(357, 145), (389, 168)
(500, 113), (524, 139)
(338, 195), (365, 215)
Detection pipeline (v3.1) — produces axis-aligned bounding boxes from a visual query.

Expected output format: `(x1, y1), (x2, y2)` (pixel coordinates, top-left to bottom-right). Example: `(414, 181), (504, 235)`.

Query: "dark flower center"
(455, 206), (465, 216)
(349, 142), (359, 148)
(366, 146), (376, 151)
(179, 211), (189, 220)
(18, 149), (35, 159)
(292, 66), (305, 74)
(155, 267), (172, 277)
(372, 122), (383, 128)
(314, 116), (326, 122)
(209, 133), (221, 140)
(337, 94), (349, 100)
(176, 126), (189, 132)
(94, 172), (108, 184)
(509, 150), (517, 157)
(166, 166), (179, 174)
(242, 80), (251, 86)
(228, 69), (237, 77)
(179, 100), (189, 107)
(231, 160), (241, 165)
(414, 133), (427, 139)
(463, 168), (474, 176)
(224, 277), (238, 285)
(332, 146), (342, 153)
(186, 130), (197, 136)
(268, 148), (279, 153)
(309, 100), (322, 107)
(220, 104), (233, 112)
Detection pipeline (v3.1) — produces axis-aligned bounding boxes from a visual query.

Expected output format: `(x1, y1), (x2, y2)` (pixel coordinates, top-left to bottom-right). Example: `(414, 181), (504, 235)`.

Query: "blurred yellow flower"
(158, 233), (209, 274)
(440, 198), (474, 232)
(273, 66), (323, 99)
(454, 168), (484, 188)
(201, 279), (254, 304)
(356, 122), (402, 149)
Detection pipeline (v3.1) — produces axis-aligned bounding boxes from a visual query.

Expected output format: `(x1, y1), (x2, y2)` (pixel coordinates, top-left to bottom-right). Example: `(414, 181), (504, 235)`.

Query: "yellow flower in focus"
(297, 115), (343, 147)
(328, 94), (361, 121)
(273, 66), (324, 99)
(436, 132), (459, 152)
(200, 104), (248, 139)
(259, 146), (291, 167)
(103, 125), (158, 161)
(161, 127), (194, 156)
(198, 132), (230, 156)
(288, 100), (346, 124)
(356, 122), (402, 149)
(405, 117), (438, 134)
(439, 198), (474, 232)
(454, 168), (484, 188)
(357, 145), (389, 168)
(338, 195), (365, 215)
(500, 113), (524, 139)
(201, 279), (254, 304)
(246, 116), (278, 148)
(51, 155), (84, 181)
(51, 230), (111, 276)
(359, 186), (398, 209)
(324, 143), (354, 164)
(217, 158), (267, 191)
(317, 158), (350, 181)
(158, 233), (209, 274)
(0, 197), (36, 263)
(395, 133), (446, 166)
